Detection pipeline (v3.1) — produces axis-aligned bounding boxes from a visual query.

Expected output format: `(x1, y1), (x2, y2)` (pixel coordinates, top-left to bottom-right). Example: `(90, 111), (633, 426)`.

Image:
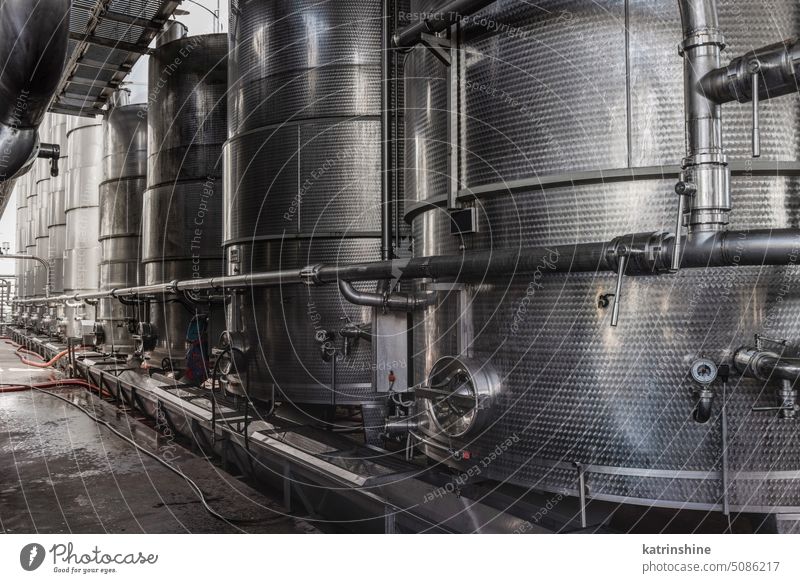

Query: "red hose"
(15, 347), (88, 368)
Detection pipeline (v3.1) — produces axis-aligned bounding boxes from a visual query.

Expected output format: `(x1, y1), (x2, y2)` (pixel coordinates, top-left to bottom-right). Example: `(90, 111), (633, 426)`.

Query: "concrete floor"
(0, 339), (316, 533)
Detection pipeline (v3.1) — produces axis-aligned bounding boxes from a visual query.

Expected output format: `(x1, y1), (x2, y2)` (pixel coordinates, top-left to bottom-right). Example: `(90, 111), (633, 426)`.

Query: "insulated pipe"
(0, 0), (71, 182)
(700, 38), (800, 105)
(677, 0), (730, 231)
(13, 228), (800, 305)
(338, 279), (436, 311)
(392, 0), (497, 47)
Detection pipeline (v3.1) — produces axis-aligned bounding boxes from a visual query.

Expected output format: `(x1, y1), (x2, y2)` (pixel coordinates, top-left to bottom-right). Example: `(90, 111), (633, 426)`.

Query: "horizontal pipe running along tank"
(97, 95), (148, 355)
(224, 0), (387, 407)
(64, 115), (102, 340)
(142, 33), (227, 372)
(404, 0), (800, 513)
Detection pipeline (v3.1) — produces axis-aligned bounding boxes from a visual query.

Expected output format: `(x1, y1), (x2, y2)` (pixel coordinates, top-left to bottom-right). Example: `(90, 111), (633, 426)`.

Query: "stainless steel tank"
(64, 115), (102, 340)
(24, 155), (43, 330)
(406, 0), (800, 513)
(46, 113), (69, 336)
(13, 172), (28, 328)
(14, 173), (27, 299)
(24, 161), (39, 303)
(98, 100), (148, 354)
(224, 0), (384, 404)
(142, 34), (227, 367)
(33, 119), (52, 334)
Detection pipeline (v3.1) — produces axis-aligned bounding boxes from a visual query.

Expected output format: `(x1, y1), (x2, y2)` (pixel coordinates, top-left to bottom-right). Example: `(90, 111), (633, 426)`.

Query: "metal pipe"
(381, 0), (394, 260)
(733, 346), (800, 382)
(4, 254), (50, 297)
(0, 0), (72, 183)
(392, 0), (497, 48)
(720, 379), (730, 517)
(677, 0), (730, 232)
(338, 279), (436, 311)
(13, 228), (800, 306)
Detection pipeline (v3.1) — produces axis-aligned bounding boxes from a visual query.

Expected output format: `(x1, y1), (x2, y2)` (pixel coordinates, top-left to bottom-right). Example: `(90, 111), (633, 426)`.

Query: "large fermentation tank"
(13, 173), (28, 324)
(98, 100), (148, 354)
(142, 34), (226, 366)
(64, 116), (102, 339)
(33, 114), (56, 334)
(224, 0), (384, 404)
(407, 0), (800, 513)
(25, 158), (43, 329)
(47, 114), (68, 297)
(34, 118), (51, 305)
(24, 164), (39, 300)
(46, 114), (69, 336)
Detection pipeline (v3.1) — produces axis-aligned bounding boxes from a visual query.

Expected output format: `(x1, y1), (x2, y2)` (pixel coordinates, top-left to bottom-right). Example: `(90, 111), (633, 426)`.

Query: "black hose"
(33, 387), (280, 527)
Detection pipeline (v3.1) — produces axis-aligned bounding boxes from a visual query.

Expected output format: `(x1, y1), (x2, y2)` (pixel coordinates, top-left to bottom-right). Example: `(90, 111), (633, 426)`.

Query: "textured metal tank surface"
(23, 150), (38, 300)
(64, 115), (102, 338)
(406, 0), (800, 513)
(224, 0), (384, 403)
(98, 103), (148, 353)
(14, 173), (28, 299)
(143, 34), (227, 361)
(47, 114), (69, 296)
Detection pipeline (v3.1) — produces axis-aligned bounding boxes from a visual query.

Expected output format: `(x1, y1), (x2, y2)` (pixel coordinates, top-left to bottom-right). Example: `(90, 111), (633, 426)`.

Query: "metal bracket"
(419, 33), (451, 66)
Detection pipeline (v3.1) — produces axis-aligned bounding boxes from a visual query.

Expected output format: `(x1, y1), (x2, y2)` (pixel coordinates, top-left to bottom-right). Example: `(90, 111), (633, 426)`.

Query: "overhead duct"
(0, 0), (71, 186)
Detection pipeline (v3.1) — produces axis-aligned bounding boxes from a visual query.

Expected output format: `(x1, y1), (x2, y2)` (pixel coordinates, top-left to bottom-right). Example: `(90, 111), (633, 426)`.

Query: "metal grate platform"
(52, 0), (182, 116)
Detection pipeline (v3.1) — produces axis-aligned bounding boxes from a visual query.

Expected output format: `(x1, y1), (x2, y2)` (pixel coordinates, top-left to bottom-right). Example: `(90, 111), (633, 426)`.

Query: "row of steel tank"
(13, 0), (800, 515)
(13, 2), (391, 416)
(219, 0), (800, 514)
(12, 30), (227, 363)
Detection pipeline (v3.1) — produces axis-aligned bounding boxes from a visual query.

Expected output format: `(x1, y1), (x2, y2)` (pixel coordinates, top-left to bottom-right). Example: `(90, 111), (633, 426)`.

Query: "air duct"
(0, 0), (71, 184)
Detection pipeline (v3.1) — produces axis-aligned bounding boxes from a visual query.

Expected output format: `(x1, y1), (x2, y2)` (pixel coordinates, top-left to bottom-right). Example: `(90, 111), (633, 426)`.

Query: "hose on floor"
(0, 379), (279, 527)
(15, 346), (88, 368)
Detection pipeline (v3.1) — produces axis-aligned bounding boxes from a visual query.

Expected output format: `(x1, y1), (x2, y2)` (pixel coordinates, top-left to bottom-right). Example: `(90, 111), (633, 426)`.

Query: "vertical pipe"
(751, 70), (761, 158)
(381, 0), (394, 261)
(392, 0), (402, 256)
(677, 0), (730, 232)
(721, 380), (730, 517)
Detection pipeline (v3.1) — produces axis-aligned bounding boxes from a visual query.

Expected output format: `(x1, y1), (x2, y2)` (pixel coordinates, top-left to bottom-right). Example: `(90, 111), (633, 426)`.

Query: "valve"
(132, 322), (157, 354)
(671, 180), (697, 273)
(752, 379), (798, 419)
(315, 329), (337, 362)
(603, 233), (669, 327)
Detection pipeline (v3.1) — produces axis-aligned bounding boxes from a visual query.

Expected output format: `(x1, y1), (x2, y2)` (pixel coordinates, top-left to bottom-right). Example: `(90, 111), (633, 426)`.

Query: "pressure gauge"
(690, 358), (718, 385)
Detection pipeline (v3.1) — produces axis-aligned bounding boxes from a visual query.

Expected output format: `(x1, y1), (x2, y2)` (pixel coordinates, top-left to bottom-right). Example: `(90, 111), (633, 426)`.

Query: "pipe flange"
(300, 264), (325, 286)
(678, 29), (726, 54)
(681, 153), (729, 168)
